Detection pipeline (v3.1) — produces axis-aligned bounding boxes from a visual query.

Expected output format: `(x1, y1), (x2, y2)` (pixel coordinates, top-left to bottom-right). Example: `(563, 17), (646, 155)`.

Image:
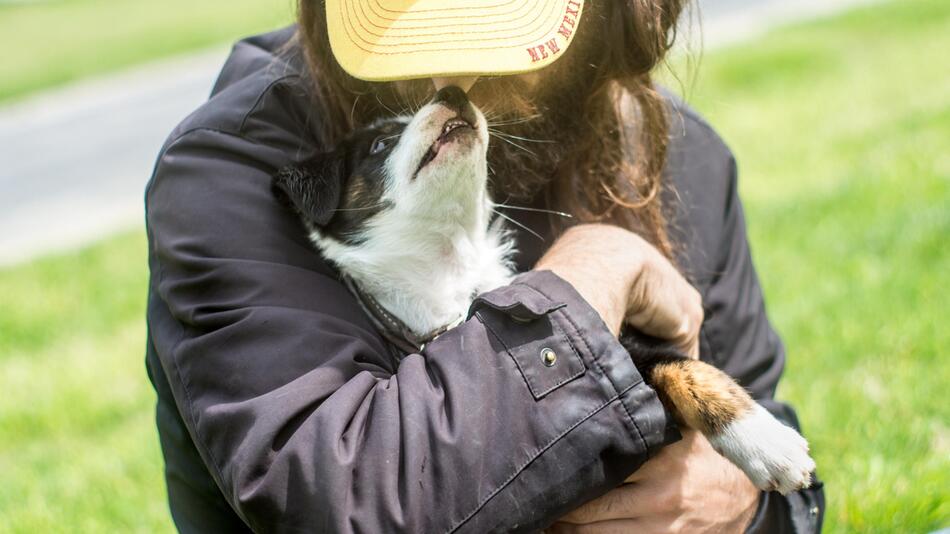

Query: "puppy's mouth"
(415, 117), (475, 176)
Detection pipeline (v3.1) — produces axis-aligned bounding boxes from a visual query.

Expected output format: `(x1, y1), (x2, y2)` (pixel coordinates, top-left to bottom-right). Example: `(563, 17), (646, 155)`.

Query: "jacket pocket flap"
(475, 305), (586, 400)
(467, 283), (567, 322)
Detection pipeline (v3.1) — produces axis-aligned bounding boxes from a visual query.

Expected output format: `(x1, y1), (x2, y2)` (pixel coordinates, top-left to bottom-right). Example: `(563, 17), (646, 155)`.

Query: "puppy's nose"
(433, 86), (478, 126)
(432, 86), (469, 113)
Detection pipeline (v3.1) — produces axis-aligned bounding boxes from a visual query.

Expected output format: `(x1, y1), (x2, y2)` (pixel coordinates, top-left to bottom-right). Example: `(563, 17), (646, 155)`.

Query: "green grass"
(677, 0), (950, 530)
(0, 0), (295, 103)
(0, 0), (948, 531)
(0, 233), (172, 532)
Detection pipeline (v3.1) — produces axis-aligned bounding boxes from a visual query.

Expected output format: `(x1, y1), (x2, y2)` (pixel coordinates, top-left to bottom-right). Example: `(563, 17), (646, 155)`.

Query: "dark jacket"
(145, 26), (824, 534)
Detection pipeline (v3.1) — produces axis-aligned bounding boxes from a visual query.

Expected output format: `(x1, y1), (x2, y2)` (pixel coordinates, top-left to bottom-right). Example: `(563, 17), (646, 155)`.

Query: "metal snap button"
(511, 314), (533, 324)
(540, 348), (557, 367)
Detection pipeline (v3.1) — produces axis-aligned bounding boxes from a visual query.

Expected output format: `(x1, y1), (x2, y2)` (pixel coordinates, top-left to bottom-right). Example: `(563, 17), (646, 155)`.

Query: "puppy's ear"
(274, 150), (345, 227)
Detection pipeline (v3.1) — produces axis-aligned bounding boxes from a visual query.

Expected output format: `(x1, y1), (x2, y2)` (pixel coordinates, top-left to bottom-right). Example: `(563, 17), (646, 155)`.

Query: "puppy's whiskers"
(493, 203), (573, 219)
(487, 129), (554, 144)
(375, 134), (402, 143)
(330, 203), (388, 213)
(491, 209), (544, 242)
(486, 113), (542, 127)
(374, 93), (400, 118)
(349, 94), (362, 126)
(488, 131), (539, 157)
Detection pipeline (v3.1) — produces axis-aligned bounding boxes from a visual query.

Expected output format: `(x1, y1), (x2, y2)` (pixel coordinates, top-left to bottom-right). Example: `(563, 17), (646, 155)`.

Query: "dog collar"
(342, 275), (463, 355)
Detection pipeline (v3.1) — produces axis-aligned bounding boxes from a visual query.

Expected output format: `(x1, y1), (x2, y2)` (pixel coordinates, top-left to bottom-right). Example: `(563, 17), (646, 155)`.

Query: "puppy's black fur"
(275, 118), (408, 244)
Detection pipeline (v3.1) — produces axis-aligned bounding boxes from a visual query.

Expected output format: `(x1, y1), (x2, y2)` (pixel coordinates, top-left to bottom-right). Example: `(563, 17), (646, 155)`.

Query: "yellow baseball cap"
(325, 0), (586, 81)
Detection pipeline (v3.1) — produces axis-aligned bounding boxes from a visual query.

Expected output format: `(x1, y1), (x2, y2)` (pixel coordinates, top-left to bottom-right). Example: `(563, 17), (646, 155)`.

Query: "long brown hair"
(296, 0), (687, 257)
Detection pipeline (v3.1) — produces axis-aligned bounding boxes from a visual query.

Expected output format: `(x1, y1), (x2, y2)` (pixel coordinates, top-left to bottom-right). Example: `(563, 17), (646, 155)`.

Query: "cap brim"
(326, 0), (585, 81)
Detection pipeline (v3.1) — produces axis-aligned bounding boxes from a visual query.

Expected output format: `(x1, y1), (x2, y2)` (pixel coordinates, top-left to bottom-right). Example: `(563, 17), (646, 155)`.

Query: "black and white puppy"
(276, 87), (512, 345)
(275, 87), (815, 494)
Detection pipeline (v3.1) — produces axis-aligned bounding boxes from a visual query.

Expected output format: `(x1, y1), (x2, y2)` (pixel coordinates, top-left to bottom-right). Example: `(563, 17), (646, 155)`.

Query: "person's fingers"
(547, 519), (644, 534)
(558, 483), (641, 524)
(626, 269), (682, 336)
(677, 283), (703, 358)
(625, 253), (703, 357)
(623, 429), (697, 484)
(557, 481), (676, 525)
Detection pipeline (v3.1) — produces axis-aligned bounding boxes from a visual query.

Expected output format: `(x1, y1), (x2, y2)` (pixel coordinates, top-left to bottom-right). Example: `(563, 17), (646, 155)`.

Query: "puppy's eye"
(369, 136), (391, 155)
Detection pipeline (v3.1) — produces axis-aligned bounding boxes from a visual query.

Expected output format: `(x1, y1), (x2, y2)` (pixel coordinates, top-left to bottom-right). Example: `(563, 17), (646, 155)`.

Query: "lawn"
(0, 0), (295, 103)
(0, 0), (947, 531)
(681, 0), (949, 529)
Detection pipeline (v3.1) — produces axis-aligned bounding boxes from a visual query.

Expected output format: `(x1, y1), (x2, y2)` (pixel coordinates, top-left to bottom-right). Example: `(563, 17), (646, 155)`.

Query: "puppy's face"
(276, 86), (490, 244)
(385, 86), (489, 209)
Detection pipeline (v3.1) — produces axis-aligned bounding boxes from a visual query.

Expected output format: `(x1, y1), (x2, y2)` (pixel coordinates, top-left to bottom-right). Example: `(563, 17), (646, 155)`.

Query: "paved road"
(0, 0), (875, 265)
(0, 49), (228, 264)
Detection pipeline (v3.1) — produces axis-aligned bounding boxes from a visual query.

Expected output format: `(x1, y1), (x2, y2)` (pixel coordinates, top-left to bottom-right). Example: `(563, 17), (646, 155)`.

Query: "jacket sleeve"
(698, 156), (825, 534)
(145, 128), (678, 534)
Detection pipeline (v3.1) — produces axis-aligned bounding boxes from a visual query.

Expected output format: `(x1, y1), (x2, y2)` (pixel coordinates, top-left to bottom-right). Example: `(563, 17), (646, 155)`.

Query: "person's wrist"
(533, 262), (631, 337)
(534, 224), (646, 336)
(575, 275), (625, 336)
(532, 264), (609, 330)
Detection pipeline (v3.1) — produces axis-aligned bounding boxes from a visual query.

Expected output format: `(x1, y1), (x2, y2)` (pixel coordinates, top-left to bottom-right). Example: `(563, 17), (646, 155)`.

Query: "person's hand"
(622, 229), (702, 357)
(534, 224), (702, 356)
(546, 430), (760, 533)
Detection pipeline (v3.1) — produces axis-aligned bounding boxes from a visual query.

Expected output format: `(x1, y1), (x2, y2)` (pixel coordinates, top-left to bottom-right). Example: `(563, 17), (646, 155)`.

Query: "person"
(144, 0), (824, 532)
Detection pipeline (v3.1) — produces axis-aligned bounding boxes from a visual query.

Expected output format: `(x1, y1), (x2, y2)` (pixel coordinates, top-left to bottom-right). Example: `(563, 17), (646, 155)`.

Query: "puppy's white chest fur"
(312, 201), (515, 338)
(280, 89), (513, 341)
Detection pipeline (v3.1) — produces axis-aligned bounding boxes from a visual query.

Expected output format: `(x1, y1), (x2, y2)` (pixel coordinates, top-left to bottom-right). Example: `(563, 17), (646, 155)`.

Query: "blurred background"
(0, 0), (946, 532)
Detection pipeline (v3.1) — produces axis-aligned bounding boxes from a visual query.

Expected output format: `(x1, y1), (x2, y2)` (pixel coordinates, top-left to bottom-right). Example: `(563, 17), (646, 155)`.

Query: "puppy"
(274, 87), (815, 494)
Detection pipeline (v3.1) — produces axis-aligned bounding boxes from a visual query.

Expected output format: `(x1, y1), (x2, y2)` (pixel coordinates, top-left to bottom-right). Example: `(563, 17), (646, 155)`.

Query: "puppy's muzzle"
(432, 86), (478, 128)
(415, 87), (480, 175)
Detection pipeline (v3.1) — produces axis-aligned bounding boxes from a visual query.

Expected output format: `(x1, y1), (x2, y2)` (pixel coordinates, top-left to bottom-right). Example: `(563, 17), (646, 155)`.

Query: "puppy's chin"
(416, 150), (486, 194)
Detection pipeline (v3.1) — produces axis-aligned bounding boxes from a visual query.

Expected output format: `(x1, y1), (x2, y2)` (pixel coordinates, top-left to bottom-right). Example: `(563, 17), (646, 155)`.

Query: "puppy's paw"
(709, 404), (816, 495)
